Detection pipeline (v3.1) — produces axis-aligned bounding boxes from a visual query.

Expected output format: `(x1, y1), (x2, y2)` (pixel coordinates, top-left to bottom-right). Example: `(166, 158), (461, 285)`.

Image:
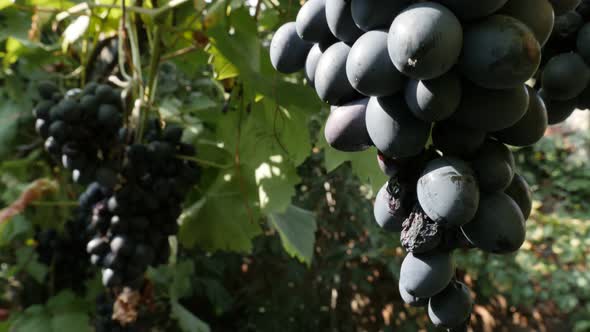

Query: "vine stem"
(137, 23), (163, 141)
(146, 25), (162, 106)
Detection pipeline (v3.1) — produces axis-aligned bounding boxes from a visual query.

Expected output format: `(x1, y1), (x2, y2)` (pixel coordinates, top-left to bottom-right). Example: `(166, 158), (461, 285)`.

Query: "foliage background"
(0, 0), (589, 331)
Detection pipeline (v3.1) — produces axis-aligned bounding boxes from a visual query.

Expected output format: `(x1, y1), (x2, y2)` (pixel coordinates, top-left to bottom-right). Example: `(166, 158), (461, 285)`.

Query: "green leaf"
(0, 0), (12, 10)
(0, 320), (10, 332)
(0, 214), (31, 246)
(178, 167), (262, 253)
(170, 300), (210, 332)
(50, 312), (90, 332)
(0, 96), (24, 159)
(16, 247), (48, 283)
(46, 291), (88, 313)
(208, 7), (260, 78)
(170, 260), (196, 300)
(197, 278), (233, 314)
(0, 8), (32, 42)
(11, 306), (51, 332)
(255, 159), (299, 214)
(209, 47), (239, 80)
(268, 205), (317, 266)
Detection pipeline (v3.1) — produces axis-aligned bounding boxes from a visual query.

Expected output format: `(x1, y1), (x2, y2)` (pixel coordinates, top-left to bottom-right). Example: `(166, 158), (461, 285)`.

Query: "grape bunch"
(34, 211), (92, 294)
(535, 0), (590, 122)
(32, 77), (201, 328)
(32, 81), (124, 185)
(85, 120), (200, 289)
(268, 0), (571, 329)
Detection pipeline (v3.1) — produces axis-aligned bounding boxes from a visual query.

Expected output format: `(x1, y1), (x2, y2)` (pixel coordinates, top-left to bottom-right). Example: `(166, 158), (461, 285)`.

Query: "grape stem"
(137, 23), (163, 142)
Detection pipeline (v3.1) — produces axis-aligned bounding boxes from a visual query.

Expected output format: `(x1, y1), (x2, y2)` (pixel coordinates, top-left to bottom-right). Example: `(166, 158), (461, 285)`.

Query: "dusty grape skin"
(417, 157), (480, 227)
(346, 30), (405, 97)
(325, 0), (364, 44)
(405, 71), (462, 122)
(428, 281), (473, 328)
(365, 95), (430, 159)
(399, 252), (455, 298)
(388, 2), (463, 80)
(296, 0), (336, 44)
(270, 22), (313, 74)
(314, 42), (360, 105)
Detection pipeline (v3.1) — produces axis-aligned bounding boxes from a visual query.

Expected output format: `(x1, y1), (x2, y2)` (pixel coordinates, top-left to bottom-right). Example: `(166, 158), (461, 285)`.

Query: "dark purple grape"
(365, 95), (430, 158)
(461, 192), (526, 254)
(494, 86), (548, 147)
(325, 0), (364, 44)
(399, 282), (428, 307)
(498, 0), (555, 46)
(459, 15), (541, 89)
(296, 0), (336, 45)
(470, 139), (515, 193)
(417, 157), (479, 227)
(405, 71), (462, 122)
(505, 173), (533, 220)
(324, 98), (372, 152)
(399, 251), (455, 298)
(448, 81), (529, 132)
(428, 281), (473, 328)
(346, 30), (405, 97)
(314, 42), (360, 105)
(436, 0), (508, 20)
(541, 52), (590, 100)
(388, 2), (463, 80)
(270, 22), (313, 74)
(350, 0), (411, 31)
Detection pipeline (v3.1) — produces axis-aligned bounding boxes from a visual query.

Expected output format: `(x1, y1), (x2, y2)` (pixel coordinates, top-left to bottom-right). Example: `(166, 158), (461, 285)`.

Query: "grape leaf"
(50, 312), (90, 332)
(197, 277), (233, 314)
(268, 205), (317, 266)
(207, 7), (260, 79)
(0, 214), (31, 246)
(16, 247), (48, 283)
(0, 97), (23, 159)
(46, 291), (89, 314)
(170, 260), (196, 300)
(215, 104), (308, 214)
(171, 300), (211, 332)
(11, 306), (51, 332)
(0, 8), (31, 42)
(0, 0), (11, 10)
(178, 166), (262, 253)
(255, 157), (300, 214)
